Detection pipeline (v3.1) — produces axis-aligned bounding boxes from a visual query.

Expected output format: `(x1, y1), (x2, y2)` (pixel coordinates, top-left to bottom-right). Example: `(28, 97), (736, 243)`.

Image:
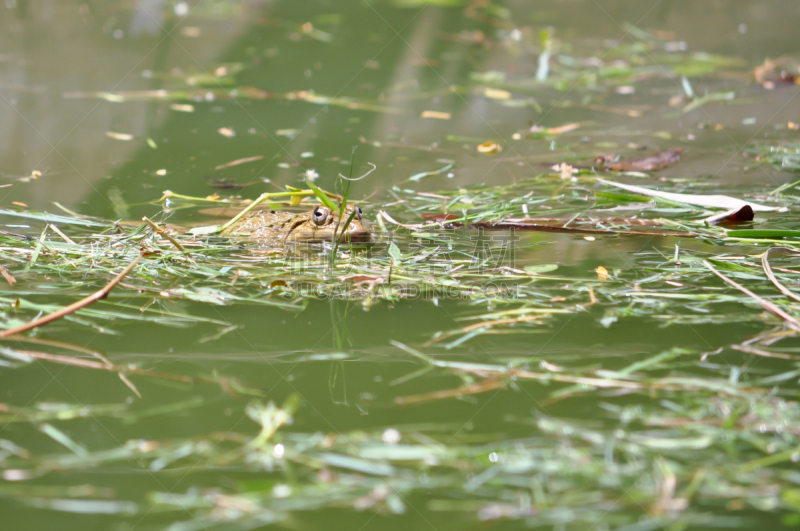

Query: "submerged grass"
(3, 376), (800, 529)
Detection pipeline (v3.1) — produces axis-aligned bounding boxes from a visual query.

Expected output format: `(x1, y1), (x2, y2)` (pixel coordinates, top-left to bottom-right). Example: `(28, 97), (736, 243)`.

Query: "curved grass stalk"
(761, 247), (800, 303)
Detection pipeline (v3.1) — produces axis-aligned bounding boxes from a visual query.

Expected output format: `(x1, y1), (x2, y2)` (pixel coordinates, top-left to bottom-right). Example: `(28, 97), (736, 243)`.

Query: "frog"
(225, 205), (370, 247)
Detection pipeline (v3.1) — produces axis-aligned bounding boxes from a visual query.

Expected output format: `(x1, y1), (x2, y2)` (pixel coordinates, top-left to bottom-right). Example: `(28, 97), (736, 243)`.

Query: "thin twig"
(8, 349), (193, 383)
(395, 375), (507, 405)
(4, 335), (140, 395)
(25, 225), (48, 269)
(423, 314), (547, 346)
(761, 247), (800, 303)
(0, 264), (15, 285)
(142, 217), (186, 253)
(49, 224), (76, 245)
(587, 285), (597, 306)
(0, 255), (141, 339)
(704, 259), (800, 333)
(731, 344), (797, 360)
(10, 336), (114, 366)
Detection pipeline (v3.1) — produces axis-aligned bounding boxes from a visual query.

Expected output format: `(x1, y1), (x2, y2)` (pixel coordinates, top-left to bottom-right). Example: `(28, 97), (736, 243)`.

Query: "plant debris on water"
(3, 162), (800, 527)
(5, 2), (800, 530)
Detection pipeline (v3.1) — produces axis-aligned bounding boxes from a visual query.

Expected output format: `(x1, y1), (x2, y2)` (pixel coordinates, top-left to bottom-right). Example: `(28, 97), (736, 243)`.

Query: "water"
(2, 1), (800, 529)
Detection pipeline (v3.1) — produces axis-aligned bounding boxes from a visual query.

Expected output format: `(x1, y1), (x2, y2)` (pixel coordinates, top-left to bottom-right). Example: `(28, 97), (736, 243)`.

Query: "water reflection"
(1, 1), (798, 214)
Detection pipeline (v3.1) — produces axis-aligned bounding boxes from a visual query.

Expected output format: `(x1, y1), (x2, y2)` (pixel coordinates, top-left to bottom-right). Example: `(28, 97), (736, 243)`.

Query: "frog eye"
(354, 206), (363, 220)
(311, 207), (330, 225)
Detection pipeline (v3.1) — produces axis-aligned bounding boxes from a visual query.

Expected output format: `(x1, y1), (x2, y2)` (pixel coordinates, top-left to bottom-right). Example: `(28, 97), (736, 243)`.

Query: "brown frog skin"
(226, 205), (370, 247)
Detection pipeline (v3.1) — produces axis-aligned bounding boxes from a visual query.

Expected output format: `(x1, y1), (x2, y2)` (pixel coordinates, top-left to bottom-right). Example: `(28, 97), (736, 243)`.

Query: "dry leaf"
(596, 266), (609, 280)
(596, 178), (779, 212)
(754, 57), (800, 89)
(700, 205), (754, 225)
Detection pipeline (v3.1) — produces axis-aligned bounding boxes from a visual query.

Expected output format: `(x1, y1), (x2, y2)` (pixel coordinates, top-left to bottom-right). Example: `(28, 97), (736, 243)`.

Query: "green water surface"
(2, 1), (800, 530)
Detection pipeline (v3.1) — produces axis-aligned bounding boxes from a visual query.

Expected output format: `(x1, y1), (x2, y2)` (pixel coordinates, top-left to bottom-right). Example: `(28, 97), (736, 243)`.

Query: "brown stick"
(380, 211), (697, 237)
(473, 221), (697, 238)
(0, 255), (141, 339)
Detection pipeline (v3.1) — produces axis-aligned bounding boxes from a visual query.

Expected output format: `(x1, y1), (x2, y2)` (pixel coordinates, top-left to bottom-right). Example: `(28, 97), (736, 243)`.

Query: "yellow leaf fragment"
(483, 88), (511, 100)
(546, 122), (581, 135)
(421, 110), (451, 120)
(180, 26), (201, 38)
(476, 141), (501, 155)
(170, 104), (195, 112)
(106, 131), (134, 141)
(596, 266), (609, 280)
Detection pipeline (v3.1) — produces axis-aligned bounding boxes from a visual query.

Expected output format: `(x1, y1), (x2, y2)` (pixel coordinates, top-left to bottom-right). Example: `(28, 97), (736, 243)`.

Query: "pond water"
(1, 1), (800, 530)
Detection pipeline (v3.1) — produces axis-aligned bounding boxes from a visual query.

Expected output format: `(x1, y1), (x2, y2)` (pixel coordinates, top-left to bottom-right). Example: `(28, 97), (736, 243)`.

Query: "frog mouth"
(288, 229), (371, 244)
(285, 215), (371, 244)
